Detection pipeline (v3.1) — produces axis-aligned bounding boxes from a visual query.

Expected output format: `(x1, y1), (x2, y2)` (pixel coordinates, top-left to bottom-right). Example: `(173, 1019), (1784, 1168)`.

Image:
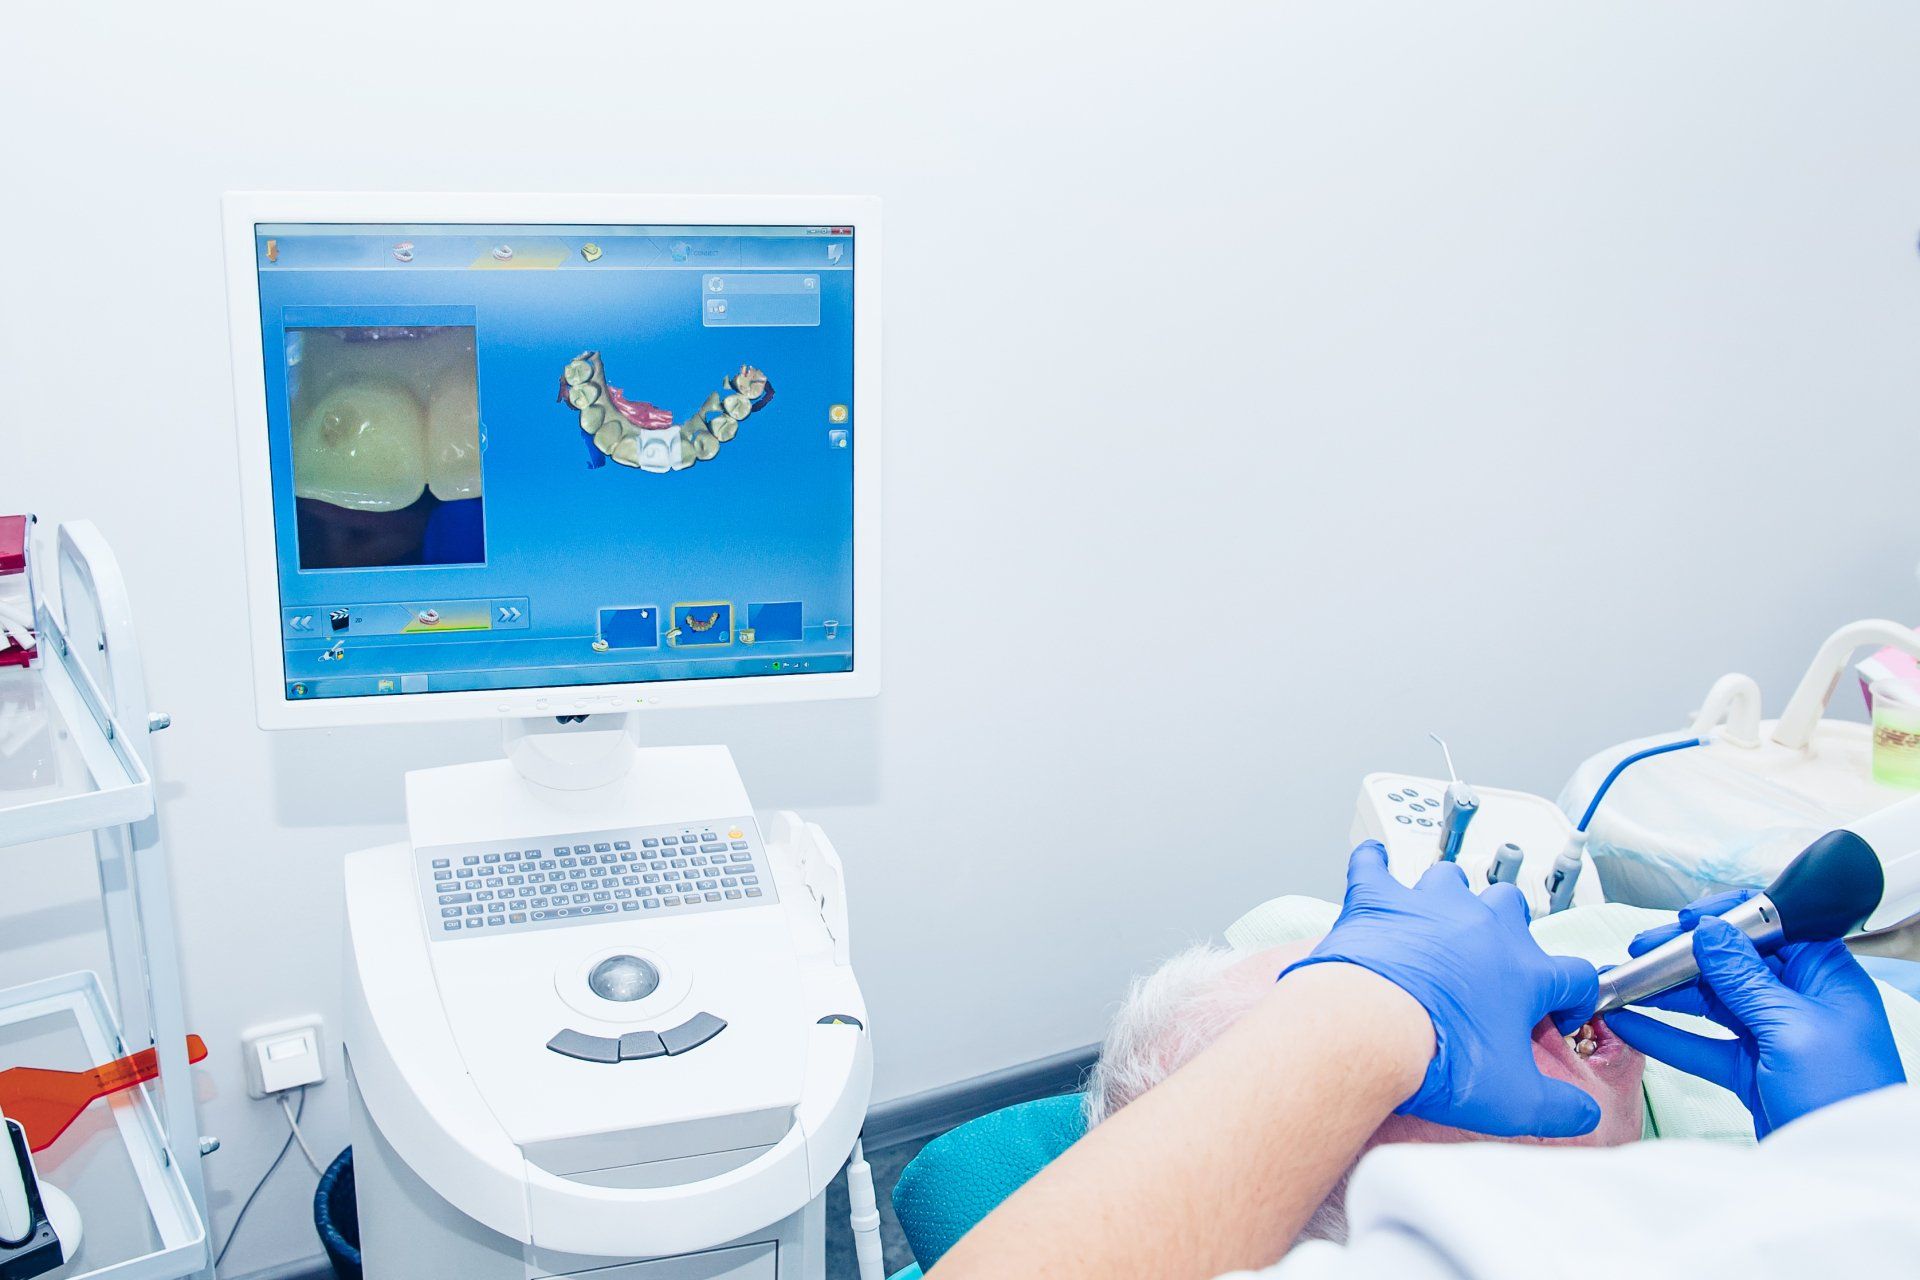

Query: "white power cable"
(279, 1092), (323, 1176)
(847, 1137), (886, 1280)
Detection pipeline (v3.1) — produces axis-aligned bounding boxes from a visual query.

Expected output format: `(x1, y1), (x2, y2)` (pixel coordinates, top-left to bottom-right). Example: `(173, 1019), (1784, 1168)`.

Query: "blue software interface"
(251, 222), (857, 700)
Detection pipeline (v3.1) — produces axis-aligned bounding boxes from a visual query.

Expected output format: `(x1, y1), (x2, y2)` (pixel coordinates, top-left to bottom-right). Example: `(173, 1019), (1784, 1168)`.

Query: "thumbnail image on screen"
(288, 325), (483, 570)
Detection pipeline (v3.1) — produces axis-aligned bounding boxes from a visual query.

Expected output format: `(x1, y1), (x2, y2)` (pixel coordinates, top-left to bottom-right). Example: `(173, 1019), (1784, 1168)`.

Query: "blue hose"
(1577, 738), (1703, 833)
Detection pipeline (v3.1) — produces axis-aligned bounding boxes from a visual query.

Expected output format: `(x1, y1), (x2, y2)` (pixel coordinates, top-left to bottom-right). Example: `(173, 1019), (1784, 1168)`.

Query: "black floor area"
(824, 1137), (930, 1279)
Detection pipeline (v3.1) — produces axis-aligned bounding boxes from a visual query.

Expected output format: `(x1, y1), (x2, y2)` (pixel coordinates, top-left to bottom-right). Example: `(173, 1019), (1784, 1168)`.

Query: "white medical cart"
(0, 520), (211, 1280)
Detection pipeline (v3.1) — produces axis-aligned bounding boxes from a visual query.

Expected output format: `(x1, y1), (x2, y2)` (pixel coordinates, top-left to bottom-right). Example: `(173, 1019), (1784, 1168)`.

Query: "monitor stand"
(406, 715), (754, 853)
(501, 713), (641, 792)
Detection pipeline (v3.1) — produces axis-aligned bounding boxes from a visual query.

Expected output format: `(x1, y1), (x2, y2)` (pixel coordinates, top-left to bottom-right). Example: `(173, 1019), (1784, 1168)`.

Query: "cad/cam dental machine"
(223, 194), (882, 1280)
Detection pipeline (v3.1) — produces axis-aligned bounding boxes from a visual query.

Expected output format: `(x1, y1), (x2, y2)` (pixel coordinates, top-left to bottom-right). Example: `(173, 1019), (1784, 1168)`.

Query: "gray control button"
(443, 921), (461, 931)
(462, 856), (480, 866)
(433, 870), (452, 881)
(731, 841), (749, 851)
(619, 1030), (667, 1060)
(722, 877), (739, 888)
(432, 857), (450, 868)
(482, 853), (500, 864)
(725, 890), (742, 900)
(660, 1012), (727, 1055)
(1388, 792), (1405, 802)
(615, 840), (632, 851)
(660, 896), (681, 907)
(730, 852), (752, 862)
(746, 888), (763, 898)
(643, 838), (660, 847)
(741, 875), (759, 886)
(622, 901), (640, 911)
(704, 891), (721, 902)
(465, 919), (483, 928)
(1416, 817), (1434, 827)
(1396, 815), (1413, 825)
(439, 892), (473, 905)
(643, 899), (661, 909)
(547, 1030), (620, 1063)
(595, 842), (612, 852)
(509, 913), (526, 923)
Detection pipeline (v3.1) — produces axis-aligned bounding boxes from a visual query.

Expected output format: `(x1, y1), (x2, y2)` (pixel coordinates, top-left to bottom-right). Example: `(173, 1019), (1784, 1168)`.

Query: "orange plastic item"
(0, 1035), (208, 1152)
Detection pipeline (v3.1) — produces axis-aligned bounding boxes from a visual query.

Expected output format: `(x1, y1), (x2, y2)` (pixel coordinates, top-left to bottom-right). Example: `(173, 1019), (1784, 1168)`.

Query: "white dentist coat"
(1234, 1085), (1920, 1280)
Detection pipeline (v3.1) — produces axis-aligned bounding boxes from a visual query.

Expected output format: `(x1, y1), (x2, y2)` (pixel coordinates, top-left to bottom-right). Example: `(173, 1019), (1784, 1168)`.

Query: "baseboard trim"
(228, 1046), (1097, 1279)
(861, 1043), (1098, 1153)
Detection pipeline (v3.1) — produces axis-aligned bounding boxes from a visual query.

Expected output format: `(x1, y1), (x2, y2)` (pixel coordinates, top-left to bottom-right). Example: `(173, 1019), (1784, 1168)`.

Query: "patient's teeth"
(292, 381), (427, 512)
(426, 365), (482, 502)
(593, 421), (626, 456)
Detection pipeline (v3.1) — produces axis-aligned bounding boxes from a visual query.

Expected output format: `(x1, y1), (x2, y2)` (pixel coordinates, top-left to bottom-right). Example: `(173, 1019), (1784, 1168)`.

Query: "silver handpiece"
(1593, 894), (1784, 1015)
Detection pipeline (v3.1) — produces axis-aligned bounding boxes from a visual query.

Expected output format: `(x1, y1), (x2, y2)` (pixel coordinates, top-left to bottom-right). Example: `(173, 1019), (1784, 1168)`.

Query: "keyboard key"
(462, 856), (480, 866)
(741, 875), (759, 885)
(722, 877), (738, 888)
(573, 845), (591, 855)
(662, 836), (679, 846)
(465, 919), (483, 928)
(441, 907), (461, 918)
(725, 890), (742, 900)
(643, 900), (660, 910)
(661, 896), (681, 906)
(746, 888), (763, 898)
(642, 838), (660, 848)
(730, 852), (751, 862)
(440, 892), (473, 904)
(730, 841), (749, 851)
(433, 870), (452, 881)
(624, 901), (642, 911)
(432, 857), (450, 868)
(483, 853), (500, 864)
(615, 840), (631, 851)
(509, 913), (526, 923)
(595, 842), (611, 852)
(643, 873), (660, 884)
(505, 851), (522, 862)
(443, 921), (461, 931)
(485, 877), (502, 888)
(704, 891), (722, 902)
(619, 851), (637, 862)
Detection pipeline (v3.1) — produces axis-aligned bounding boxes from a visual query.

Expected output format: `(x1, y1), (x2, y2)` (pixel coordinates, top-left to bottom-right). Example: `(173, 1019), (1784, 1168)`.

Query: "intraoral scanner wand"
(1429, 734), (1478, 864)
(1594, 794), (1920, 1016)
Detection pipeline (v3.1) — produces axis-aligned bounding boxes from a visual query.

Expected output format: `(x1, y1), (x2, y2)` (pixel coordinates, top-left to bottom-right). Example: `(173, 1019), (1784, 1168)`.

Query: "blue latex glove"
(1605, 891), (1907, 1138)
(1280, 842), (1601, 1139)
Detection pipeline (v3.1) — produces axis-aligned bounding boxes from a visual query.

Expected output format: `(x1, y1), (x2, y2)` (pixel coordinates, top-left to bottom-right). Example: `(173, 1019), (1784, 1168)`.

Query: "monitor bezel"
(222, 192), (881, 730)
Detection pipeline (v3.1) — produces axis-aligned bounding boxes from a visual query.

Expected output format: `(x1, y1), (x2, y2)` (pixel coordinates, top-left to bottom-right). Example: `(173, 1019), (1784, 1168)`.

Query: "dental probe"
(1593, 793), (1920, 1016)
(1428, 733), (1479, 863)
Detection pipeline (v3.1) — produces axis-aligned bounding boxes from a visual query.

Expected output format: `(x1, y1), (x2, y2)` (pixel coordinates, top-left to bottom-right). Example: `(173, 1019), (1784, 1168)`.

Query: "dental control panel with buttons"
(419, 814), (777, 940)
(1351, 772), (1602, 917)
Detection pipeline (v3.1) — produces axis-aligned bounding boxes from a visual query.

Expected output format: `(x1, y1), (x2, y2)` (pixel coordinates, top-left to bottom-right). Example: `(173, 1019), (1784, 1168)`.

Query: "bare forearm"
(930, 963), (1432, 1280)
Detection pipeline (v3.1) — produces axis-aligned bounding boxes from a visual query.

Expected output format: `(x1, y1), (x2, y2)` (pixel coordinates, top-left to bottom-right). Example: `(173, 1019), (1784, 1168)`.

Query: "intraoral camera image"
(287, 325), (484, 569)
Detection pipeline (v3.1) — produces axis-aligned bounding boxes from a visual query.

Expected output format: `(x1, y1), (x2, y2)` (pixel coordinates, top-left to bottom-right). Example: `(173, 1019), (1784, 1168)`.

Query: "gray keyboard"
(419, 815), (777, 941)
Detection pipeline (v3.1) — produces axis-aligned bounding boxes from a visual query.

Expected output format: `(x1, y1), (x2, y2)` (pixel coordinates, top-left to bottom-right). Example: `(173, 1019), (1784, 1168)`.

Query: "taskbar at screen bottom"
(283, 652), (853, 700)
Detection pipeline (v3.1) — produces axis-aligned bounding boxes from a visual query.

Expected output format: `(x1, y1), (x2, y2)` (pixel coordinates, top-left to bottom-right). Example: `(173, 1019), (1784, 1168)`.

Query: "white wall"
(3, 2), (1918, 1272)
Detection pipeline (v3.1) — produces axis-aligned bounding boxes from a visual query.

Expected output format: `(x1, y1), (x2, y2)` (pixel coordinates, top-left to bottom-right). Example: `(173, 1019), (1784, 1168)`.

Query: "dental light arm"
(1594, 794), (1920, 1016)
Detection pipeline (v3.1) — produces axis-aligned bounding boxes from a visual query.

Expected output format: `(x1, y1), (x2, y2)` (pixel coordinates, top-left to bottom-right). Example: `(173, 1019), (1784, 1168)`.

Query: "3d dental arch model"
(559, 353), (775, 473)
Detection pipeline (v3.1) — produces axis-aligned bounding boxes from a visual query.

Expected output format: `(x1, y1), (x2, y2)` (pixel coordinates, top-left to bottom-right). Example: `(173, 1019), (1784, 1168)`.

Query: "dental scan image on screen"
(251, 223), (856, 701)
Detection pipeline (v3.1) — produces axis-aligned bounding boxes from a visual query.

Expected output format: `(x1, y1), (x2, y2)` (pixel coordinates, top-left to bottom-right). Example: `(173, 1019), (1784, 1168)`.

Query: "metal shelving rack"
(0, 520), (210, 1280)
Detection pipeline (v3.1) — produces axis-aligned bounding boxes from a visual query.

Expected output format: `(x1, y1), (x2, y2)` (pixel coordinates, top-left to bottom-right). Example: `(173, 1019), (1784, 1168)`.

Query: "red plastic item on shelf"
(0, 1036), (209, 1152)
(0, 515), (25, 575)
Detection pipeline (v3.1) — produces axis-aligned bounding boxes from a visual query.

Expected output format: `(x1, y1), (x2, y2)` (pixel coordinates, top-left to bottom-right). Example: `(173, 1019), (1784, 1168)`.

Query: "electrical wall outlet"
(241, 1017), (326, 1099)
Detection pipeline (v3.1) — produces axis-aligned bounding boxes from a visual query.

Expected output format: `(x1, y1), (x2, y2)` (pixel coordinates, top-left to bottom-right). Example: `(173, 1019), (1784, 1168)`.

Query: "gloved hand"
(1605, 891), (1907, 1138)
(1280, 842), (1601, 1139)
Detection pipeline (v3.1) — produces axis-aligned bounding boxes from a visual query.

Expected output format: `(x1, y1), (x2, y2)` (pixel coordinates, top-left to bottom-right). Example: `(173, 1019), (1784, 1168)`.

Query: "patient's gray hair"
(1083, 943), (1351, 1244)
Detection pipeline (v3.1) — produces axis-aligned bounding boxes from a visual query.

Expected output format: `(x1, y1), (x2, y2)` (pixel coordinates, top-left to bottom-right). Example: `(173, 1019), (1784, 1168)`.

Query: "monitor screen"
(247, 222), (857, 703)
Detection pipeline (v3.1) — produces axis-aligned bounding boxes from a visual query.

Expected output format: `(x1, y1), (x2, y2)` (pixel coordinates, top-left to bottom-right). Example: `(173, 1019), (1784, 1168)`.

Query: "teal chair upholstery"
(887, 1093), (1088, 1276)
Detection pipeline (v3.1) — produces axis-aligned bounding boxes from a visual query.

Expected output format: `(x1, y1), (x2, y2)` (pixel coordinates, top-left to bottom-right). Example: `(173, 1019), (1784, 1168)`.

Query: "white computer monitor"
(222, 193), (880, 730)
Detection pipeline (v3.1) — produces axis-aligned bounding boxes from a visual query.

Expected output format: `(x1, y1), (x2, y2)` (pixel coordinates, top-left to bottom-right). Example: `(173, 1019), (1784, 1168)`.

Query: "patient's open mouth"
(1566, 1016), (1624, 1065)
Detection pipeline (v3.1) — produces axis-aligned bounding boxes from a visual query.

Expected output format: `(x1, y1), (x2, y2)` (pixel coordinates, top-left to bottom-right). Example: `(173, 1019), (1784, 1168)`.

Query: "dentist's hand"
(1606, 891), (1907, 1138)
(1280, 842), (1601, 1139)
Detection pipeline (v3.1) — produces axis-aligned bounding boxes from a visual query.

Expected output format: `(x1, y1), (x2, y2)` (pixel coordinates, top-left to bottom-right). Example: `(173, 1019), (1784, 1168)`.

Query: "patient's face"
(1236, 941), (1645, 1149)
